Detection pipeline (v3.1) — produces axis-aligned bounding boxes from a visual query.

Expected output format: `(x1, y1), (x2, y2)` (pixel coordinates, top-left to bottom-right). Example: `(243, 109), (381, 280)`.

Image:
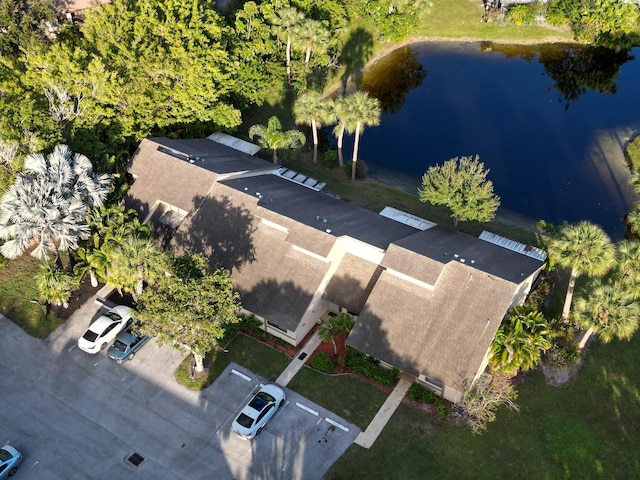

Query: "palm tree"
(317, 313), (354, 356)
(626, 203), (640, 239)
(294, 93), (335, 164)
(293, 19), (331, 68)
(489, 307), (553, 376)
(36, 261), (79, 309)
(572, 280), (640, 349)
(107, 236), (167, 301)
(332, 96), (356, 167)
(271, 7), (305, 83)
(345, 92), (381, 181)
(546, 221), (615, 323)
(613, 240), (640, 295)
(0, 144), (110, 263)
(249, 116), (305, 165)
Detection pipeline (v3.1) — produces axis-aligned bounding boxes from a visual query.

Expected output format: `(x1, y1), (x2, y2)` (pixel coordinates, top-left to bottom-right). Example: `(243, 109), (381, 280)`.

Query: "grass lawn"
(328, 333), (640, 479)
(176, 333), (292, 390)
(0, 255), (64, 338)
(416, 0), (575, 43)
(287, 367), (389, 430)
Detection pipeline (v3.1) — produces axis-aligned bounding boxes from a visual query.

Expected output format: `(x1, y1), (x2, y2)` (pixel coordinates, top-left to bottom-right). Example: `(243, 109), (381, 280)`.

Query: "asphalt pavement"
(0, 302), (359, 480)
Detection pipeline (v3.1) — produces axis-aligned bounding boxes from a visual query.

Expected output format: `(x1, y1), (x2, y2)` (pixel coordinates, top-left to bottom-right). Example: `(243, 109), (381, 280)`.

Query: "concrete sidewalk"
(275, 332), (322, 387)
(354, 373), (414, 448)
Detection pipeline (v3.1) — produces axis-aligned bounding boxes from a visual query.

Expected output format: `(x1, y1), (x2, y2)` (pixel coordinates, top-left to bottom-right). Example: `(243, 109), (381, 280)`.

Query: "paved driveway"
(0, 303), (358, 480)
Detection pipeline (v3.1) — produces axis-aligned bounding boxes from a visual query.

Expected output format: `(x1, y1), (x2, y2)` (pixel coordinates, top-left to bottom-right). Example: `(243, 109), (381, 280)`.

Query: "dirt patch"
(539, 359), (583, 387)
(50, 276), (102, 320)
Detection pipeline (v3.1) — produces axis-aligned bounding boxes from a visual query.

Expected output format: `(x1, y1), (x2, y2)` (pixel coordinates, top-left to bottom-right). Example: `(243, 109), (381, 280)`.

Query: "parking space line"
(67, 345), (75, 352)
(231, 369), (252, 381)
(295, 402), (319, 416)
(94, 361), (100, 367)
(121, 375), (128, 382)
(325, 417), (349, 432)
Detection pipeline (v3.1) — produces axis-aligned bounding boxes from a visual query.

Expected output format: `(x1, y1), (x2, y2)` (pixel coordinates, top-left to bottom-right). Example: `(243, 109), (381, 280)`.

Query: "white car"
(77, 305), (134, 354)
(231, 384), (286, 440)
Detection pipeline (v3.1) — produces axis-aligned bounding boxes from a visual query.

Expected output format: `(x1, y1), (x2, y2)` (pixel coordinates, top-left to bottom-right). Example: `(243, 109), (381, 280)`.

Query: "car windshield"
(113, 339), (128, 352)
(82, 330), (99, 342)
(236, 412), (254, 429)
(104, 311), (123, 322)
(0, 449), (11, 461)
(249, 391), (275, 411)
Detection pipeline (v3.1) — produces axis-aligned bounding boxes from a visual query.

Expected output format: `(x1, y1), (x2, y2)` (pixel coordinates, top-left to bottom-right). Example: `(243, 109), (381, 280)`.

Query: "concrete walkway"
(275, 332), (323, 387)
(354, 373), (414, 448)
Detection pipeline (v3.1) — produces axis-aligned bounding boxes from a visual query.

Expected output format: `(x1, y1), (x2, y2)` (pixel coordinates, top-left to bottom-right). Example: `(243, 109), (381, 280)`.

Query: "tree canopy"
(419, 155), (500, 228)
(136, 252), (241, 373)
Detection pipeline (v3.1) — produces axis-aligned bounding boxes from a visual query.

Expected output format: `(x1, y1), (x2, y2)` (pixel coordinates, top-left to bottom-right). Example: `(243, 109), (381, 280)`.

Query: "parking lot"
(0, 302), (359, 479)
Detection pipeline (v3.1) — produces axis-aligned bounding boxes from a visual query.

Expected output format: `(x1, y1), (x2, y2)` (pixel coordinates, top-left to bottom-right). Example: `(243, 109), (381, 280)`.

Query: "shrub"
(344, 159), (368, 180)
(311, 352), (334, 373)
(408, 382), (437, 404)
(544, 3), (569, 27)
(346, 347), (400, 386)
(506, 4), (542, 25)
(219, 314), (261, 345)
(322, 150), (338, 169)
(435, 399), (449, 418)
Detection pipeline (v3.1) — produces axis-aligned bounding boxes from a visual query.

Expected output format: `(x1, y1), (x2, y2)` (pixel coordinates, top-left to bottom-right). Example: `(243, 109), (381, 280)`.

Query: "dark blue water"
(344, 42), (640, 239)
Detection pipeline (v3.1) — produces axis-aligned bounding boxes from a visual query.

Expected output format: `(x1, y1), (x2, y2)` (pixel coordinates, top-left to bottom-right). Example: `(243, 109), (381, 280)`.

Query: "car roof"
(114, 330), (135, 343)
(88, 315), (120, 332)
(258, 383), (285, 399)
(108, 305), (133, 317)
(0, 444), (19, 457)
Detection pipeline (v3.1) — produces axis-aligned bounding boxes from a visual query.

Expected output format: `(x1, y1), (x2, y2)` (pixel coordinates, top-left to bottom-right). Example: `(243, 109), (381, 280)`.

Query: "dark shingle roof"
(220, 175), (419, 253)
(124, 138), (274, 220)
(347, 227), (545, 392)
(323, 254), (384, 314)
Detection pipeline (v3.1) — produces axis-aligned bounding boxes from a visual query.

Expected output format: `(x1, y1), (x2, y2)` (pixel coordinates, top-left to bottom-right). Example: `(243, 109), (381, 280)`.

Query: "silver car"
(0, 444), (22, 478)
(231, 384), (286, 440)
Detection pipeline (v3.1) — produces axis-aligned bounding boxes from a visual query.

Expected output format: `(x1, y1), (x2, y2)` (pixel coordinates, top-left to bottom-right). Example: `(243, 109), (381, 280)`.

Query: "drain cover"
(126, 452), (146, 467)
(298, 352), (308, 360)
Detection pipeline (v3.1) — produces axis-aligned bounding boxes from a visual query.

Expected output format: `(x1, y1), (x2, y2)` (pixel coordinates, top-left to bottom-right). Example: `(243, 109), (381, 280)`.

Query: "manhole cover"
(298, 352), (308, 360)
(126, 452), (146, 467)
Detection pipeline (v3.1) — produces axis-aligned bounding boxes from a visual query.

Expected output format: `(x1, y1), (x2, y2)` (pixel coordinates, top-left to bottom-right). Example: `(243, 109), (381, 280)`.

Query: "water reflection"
(359, 46), (427, 113)
(344, 42), (640, 238)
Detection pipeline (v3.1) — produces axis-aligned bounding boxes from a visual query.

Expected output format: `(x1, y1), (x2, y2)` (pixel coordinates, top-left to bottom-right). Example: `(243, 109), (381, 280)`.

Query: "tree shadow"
(359, 45), (427, 114)
(539, 45), (633, 109)
(170, 194), (257, 272)
(339, 27), (374, 96)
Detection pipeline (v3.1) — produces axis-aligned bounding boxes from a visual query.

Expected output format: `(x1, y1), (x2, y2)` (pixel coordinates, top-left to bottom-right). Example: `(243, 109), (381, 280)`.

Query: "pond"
(343, 42), (640, 239)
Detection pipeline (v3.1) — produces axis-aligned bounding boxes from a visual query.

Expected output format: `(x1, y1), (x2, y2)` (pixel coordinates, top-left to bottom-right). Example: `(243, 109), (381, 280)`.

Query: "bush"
(311, 352), (335, 373)
(219, 314), (261, 345)
(435, 399), (449, 418)
(346, 347), (400, 386)
(344, 159), (368, 180)
(544, 3), (569, 27)
(506, 4), (542, 25)
(322, 150), (338, 169)
(408, 382), (437, 404)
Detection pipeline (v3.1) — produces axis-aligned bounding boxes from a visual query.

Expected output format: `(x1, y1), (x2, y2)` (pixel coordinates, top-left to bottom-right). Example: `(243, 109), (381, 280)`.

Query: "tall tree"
(271, 7), (305, 84)
(294, 93), (334, 164)
(345, 91), (381, 181)
(489, 307), (553, 376)
(293, 19), (331, 68)
(136, 252), (241, 373)
(107, 236), (166, 301)
(418, 155), (500, 228)
(572, 280), (640, 349)
(546, 221), (616, 323)
(613, 240), (640, 293)
(0, 144), (110, 262)
(249, 116), (305, 165)
(332, 96), (356, 167)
